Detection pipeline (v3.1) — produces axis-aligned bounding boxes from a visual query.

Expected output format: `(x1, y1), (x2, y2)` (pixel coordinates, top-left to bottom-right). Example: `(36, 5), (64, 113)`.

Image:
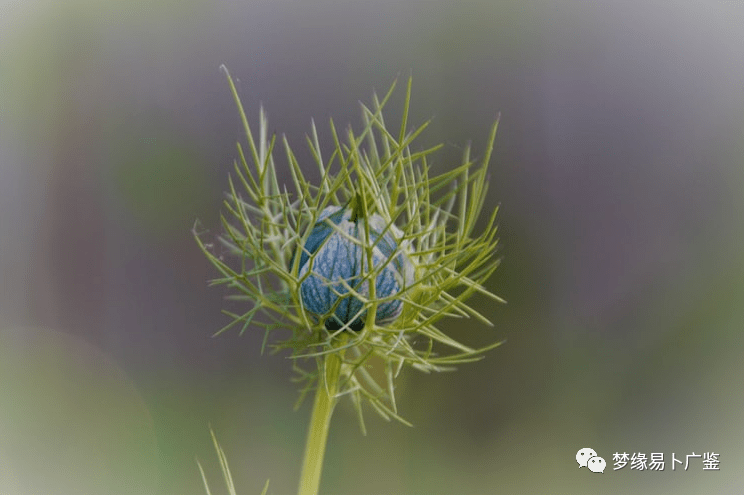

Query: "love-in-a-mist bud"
(297, 205), (415, 331)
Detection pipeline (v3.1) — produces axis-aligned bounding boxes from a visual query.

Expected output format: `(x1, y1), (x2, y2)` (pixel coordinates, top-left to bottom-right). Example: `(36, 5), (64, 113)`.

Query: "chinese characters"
(612, 452), (720, 471)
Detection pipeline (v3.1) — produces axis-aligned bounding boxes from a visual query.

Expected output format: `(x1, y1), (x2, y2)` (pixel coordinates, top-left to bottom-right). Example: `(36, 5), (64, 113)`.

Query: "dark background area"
(1, 1), (743, 493)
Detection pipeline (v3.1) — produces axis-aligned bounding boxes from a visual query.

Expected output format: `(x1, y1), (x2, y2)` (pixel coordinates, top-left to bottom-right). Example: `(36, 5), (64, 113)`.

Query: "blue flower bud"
(297, 206), (414, 331)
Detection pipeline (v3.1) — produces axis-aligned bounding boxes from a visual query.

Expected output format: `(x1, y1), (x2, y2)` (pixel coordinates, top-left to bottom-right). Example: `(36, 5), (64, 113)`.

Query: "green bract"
(194, 68), (504, 429)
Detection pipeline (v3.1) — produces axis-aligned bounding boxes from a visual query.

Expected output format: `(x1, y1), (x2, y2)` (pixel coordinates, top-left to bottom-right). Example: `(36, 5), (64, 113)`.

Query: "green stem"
(298, 350), (343, 495)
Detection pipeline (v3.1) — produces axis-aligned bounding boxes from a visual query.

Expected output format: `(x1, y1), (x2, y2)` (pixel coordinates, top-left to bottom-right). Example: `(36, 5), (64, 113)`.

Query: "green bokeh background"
(1, 1), (743, 494)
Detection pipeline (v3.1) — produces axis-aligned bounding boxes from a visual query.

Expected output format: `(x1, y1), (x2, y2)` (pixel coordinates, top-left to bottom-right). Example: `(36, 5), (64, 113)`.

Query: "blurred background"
(1, 1), (743, 494)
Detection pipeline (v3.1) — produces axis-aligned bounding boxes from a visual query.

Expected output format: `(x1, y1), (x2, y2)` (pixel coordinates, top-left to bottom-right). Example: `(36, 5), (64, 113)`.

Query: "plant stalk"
(298, 351), (342, 495)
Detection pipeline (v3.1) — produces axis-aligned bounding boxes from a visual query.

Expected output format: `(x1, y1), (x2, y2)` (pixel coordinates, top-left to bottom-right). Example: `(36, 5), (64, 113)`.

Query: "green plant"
(194, 66), (503, 494)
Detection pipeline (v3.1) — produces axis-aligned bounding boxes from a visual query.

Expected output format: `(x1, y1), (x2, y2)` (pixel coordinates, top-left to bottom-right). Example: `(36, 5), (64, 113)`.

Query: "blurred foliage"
(113, 130), (213, 239)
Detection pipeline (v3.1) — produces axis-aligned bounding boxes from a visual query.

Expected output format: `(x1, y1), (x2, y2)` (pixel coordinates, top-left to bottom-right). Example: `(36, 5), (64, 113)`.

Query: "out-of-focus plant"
(195, 66), (503, 495)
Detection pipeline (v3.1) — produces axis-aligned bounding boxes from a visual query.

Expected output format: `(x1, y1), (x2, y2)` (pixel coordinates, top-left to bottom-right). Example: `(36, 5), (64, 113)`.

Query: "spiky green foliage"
(198, 428), (269, 495)
(193, 67), (503, 430)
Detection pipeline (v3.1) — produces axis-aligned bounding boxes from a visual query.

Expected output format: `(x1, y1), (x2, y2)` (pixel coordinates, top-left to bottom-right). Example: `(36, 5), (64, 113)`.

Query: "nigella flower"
(195, 70), (504, 429)
(297, 204), (415, 332)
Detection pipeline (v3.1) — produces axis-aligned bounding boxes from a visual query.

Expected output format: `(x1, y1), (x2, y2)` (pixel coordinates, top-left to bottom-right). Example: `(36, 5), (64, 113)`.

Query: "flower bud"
(297, 205), (414, 331)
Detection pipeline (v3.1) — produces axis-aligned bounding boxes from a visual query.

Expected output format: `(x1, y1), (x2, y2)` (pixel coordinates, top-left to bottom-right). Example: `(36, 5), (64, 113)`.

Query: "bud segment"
(298, 206), (414, 331)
